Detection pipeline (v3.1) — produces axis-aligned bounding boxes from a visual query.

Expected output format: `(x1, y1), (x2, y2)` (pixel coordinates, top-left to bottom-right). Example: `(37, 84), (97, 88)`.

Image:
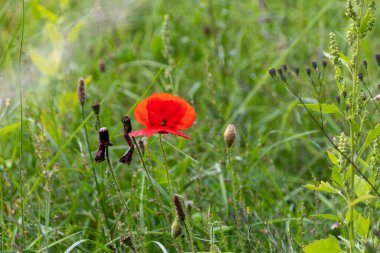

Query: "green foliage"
(1, 0), (380, 252)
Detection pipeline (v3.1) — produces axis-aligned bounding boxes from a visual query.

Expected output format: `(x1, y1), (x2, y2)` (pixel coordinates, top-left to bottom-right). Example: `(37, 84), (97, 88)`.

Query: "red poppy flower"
(129, 93), (196, 139)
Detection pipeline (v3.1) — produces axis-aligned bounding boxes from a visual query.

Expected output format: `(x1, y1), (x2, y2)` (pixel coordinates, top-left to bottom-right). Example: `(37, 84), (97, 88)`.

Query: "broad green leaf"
(299, 104), (342, 115)
(310, 214), (340, 221)
(303, 236), (342, 253)
(354, 175), (371, 197)
(331, 166), (344, 188)
(350, 195), (376, 207)
(362, 124), (380, 152)
(356, 212), (370, 239)
(345, 210), (370, 239)
(327, 151), (338, 165)
(305, 181), (340, 194)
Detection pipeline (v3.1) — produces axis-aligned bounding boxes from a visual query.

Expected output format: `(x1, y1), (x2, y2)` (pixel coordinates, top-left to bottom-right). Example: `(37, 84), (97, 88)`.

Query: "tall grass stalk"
(17, 0), (25, 248)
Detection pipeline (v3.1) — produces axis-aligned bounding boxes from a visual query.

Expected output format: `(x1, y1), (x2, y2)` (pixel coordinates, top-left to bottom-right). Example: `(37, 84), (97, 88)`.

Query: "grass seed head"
(173, 194), (185, 222)
(77, 77), (85, 105)
(171, 217), (182, 238)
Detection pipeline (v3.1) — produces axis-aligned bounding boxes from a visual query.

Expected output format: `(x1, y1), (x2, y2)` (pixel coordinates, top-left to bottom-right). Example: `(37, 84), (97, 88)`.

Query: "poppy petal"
(130, 126), (191, 139)
(134, 97), (150, 127)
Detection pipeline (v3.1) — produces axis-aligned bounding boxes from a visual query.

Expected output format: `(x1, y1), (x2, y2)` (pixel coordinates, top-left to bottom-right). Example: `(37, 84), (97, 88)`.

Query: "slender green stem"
(132, 137), (182, 252)
(226, 147), (246, 253)
(159, 134), (173, 199)
(18, 0), (25, 247)
(105, 146), (146, 253)
(81, 106), (114, 247)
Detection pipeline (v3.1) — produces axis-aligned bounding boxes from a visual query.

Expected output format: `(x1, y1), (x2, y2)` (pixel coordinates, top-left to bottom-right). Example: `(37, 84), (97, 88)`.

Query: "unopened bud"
(322, 60), (327, 69)
(269, 68), (276, 78)
(306, 68), (311, 76)
(294, 67), (300, 77)
(282, 64), (288, 72)
(311, 61), (317, 70)
(92, 100), (100, 115)
(224, 124), (236, 148)
(358, 73), (364, 81)
(77, 78), (85, 105)
(363, 60), (368, 69)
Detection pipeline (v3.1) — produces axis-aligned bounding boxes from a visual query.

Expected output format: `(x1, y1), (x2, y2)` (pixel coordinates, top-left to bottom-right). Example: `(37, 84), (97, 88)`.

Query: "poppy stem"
(132, 137), (183, 252)
(226, 146), (246, 253)
(159, 134), (174, 200)
(105, 146), (147, 253)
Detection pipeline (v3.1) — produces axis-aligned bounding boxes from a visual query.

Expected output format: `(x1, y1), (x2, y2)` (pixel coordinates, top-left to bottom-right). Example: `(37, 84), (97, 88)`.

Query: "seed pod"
(171, 217), (182, 238)
(77, 78), (85, 105)
(224, 124), (236, 148)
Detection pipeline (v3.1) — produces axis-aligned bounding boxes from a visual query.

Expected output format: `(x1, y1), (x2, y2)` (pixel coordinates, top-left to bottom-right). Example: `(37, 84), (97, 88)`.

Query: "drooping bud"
(119, 116), (134, 164)
(224, 124), (236, 148)
(282, 64), (288, 72)
(91, 100), (100, 115)
(77, 78), (85, 105)
(95, 127), (113, 163)
(173, 194), (185, 222)
(171, 217), (182, 238)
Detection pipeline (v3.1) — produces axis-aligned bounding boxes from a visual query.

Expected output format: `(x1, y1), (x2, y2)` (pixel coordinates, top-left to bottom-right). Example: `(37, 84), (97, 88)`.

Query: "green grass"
(1, 0), (380, 252)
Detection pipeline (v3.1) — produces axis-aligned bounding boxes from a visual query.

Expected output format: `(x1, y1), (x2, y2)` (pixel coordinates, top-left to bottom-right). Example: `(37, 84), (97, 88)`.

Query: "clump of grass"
(270, 1), (379, 252)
